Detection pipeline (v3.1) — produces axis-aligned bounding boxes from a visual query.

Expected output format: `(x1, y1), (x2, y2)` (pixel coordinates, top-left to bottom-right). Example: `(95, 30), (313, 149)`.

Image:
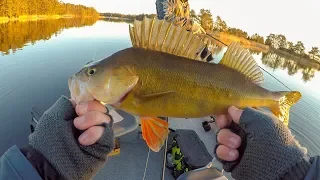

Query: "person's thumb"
(228, 106), (243, 124)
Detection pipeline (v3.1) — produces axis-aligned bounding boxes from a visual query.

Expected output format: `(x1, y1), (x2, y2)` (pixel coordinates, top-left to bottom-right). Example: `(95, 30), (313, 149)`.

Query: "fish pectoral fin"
(133, 91), (175, 104)
(219, 42), (264, 85)
(140, 117), (169, 152)
(140, 91), (175, 98)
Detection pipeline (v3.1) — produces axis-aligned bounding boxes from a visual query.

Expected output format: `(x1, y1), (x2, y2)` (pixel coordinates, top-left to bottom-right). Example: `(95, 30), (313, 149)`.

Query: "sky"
(63, 0), (320, 51)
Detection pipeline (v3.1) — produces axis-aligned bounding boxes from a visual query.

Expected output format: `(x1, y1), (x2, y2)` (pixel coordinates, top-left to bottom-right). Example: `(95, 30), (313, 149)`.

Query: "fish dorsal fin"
(129, 16), (211, 61)
(219, 42), (264, 84)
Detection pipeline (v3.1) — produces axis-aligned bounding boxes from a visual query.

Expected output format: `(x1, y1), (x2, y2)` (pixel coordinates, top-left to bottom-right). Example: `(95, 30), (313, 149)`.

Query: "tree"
(249, 33), (264, 44)
(190, 9), (200, 23)
(0, 0), (7, 16)
(220, 20), (228, 32)
(227, 27), (248, 38)
(265, 34), (277, 48)
(287, 41), (294, 51)
(278, 34), (287, 49)
(0, 0), (99, 18)
(293, 41), (305, 55)
(308, 47), (319, 59)
(265, 33), (287, 49)
(198, 9), (213, 31)
(5, 0), (14, 17)
(214, 16), (223, 31)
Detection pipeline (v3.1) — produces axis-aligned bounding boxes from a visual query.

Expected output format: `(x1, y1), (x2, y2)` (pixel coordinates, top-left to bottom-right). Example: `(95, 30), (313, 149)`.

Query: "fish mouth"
(118, 92), (129, 103)
(68, 75), (94, 104)
(110, 91), (130, 107)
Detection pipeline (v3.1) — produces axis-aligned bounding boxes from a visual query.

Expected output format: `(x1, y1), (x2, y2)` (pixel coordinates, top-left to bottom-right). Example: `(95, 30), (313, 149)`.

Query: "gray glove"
(28, 96), (114, 180)
(214, 108), (311, 180)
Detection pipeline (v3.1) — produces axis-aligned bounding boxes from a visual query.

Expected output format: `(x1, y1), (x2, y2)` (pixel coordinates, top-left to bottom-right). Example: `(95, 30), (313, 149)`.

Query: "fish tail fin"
(129, 16), (212, 61)
(140, 117), (169, 152)
(270, 91), (302, 126)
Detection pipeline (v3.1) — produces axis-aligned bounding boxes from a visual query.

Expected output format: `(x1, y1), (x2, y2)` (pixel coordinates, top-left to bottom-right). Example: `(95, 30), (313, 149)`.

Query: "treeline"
(100, 12), (156, 20)
(0, 0), (99, 18)
(265, 34), (320, 62)
(189, 8), (319, 62)
(0, 18), (99, 55)
(101, 10), (319, 63)
(189, 9), (264, 44)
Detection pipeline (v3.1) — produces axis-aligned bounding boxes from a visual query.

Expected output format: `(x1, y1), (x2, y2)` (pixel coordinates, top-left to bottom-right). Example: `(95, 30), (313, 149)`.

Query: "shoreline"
(207, 31), (320, 66)
(99, 16), (132, 20)
(0, 15), (98, 24)
(100, 16), (271, 54)
(207, 31), (270, 53)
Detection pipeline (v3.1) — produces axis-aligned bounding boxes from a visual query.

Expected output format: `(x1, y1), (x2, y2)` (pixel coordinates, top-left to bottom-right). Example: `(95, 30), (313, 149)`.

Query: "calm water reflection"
(0, 18), (99, 56)
(261, 51), (320, 83)
(0, 19), (319, 157)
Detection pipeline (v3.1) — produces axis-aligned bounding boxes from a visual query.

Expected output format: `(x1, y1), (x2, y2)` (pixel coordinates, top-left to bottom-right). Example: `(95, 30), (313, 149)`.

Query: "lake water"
(0, 18), (320, 158)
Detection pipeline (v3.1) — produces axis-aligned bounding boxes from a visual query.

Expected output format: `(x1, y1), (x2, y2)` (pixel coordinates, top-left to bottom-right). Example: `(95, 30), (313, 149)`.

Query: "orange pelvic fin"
(140, 117), (169, 152)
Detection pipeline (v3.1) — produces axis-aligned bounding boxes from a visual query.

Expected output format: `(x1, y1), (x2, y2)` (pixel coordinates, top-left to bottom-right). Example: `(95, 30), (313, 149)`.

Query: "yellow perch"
(68, 17), (302, 152)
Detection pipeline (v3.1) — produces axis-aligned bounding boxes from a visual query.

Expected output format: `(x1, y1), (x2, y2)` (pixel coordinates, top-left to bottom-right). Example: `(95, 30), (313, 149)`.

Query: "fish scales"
(106, 47), (275, 117)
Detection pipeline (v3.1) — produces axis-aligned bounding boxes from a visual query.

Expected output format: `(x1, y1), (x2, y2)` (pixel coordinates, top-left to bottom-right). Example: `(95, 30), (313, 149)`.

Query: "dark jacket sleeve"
(20, 145), (63, 180)
(0, 145), (42, 180)
(155, 0), (166, 19)
(0, 145), (63, 180)
(304, 156), (320, 180)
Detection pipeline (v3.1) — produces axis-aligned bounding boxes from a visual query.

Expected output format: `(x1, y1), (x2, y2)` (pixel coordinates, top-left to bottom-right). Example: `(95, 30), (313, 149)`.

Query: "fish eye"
(87, 68), (96, 76)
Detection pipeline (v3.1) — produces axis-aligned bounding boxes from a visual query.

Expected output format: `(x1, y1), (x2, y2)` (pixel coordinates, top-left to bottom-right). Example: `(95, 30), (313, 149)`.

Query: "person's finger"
(228, 106), (243, 124)
(216, 145), (239, 161)
(76, 100), (108, 116)
(217, 129), (241, 149)
(78, 126), (104, 145)
(74, 111), (111, 130)
(216, 114), (232, 128)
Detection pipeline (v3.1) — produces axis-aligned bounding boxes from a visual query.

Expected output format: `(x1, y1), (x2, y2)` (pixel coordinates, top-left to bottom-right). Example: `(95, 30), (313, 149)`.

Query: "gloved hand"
(214, 106), (311, 180)
(26, 95), (114, 180)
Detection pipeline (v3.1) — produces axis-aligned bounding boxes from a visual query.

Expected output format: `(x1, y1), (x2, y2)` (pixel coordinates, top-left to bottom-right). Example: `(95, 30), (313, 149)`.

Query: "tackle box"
(166, 129), (213, 178)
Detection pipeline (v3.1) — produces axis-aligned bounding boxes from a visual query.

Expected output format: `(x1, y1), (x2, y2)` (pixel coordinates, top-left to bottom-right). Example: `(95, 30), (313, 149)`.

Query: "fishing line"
(205, 33), (228, 47)
(205, 33), (295, 90)
(161, 137), (169, 180)
(258, 65), (293, 91)
(161, 117), (169, 180)
(205, 33), (317, 113)
(92, 50), (97, 61)
(206, 33), (293, 90)
(142, 148), (151, 180)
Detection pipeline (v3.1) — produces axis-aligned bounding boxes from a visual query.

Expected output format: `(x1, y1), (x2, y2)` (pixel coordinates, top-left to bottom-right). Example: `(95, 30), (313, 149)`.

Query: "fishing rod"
(204, 33), (293, 90)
